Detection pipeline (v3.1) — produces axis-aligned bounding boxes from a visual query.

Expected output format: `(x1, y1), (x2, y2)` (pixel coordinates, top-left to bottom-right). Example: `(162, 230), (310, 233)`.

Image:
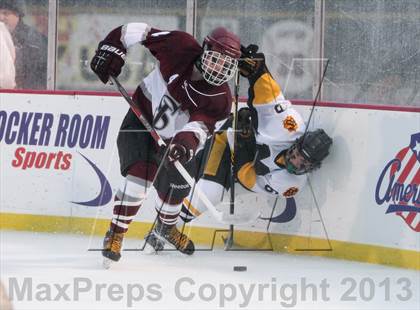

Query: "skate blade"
(102, 257), (113, 269)
(143, 242), (158, 254)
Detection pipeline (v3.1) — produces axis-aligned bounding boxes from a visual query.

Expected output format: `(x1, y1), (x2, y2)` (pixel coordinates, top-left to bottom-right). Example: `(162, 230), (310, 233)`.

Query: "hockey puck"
(233, 266), (247, 271)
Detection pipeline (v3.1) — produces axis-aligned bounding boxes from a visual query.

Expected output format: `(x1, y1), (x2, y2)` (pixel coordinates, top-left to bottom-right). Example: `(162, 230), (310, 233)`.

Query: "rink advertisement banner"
(0, 93), (126, 219)
(374, 132), (420, 232)
(0, 92), (419, 269)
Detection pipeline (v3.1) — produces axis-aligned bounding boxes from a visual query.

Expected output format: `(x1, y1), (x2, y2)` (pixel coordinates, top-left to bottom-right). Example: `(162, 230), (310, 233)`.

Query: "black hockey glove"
(236, 128), (257, 168)
(90, 41), (126, 84)
(237, 107), (253, 139)
(238, 44), (267, 79)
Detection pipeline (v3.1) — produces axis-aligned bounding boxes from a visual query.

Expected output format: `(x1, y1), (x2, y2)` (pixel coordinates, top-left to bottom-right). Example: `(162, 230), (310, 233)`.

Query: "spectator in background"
(0, 21), (15, 88)
(0, 0), (47, 89)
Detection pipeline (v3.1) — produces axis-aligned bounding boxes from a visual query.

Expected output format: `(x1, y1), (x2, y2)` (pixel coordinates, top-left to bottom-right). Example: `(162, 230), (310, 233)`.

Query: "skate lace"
(109, 233), (123, 253)
(168, 227), (189, 250)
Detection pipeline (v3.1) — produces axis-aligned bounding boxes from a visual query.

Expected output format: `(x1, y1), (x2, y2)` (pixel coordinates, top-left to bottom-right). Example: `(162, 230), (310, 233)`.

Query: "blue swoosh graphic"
(386, 204), (420, 214)
(71, 152), (113, 207)
(261, 197), (297, 223)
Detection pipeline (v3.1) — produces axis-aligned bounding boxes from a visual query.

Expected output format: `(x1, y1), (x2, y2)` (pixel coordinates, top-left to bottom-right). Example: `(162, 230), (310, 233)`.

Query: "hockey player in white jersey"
(179, 44), (333, 223)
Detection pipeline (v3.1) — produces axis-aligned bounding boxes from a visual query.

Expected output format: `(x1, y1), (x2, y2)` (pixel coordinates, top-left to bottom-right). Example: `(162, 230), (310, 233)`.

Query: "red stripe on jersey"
(132, 86), (154, 124)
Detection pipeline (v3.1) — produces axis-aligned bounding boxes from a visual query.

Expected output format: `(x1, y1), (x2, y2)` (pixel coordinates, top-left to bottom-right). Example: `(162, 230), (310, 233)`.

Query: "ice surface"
(1, 231), (418, 310)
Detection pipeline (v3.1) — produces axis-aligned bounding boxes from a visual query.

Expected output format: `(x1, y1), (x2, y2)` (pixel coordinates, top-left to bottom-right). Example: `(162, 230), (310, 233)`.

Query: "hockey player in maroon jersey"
(90, 23), (240, 262)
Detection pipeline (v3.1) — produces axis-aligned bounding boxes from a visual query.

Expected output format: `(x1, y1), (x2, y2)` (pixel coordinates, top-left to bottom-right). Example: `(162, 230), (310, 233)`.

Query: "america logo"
(375, 132), (420, 232)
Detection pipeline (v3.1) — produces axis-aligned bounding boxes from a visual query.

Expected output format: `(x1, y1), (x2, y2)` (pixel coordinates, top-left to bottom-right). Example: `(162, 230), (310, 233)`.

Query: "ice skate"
(102, 230), (124, 268)
(144, 219), (195, 255)
(143, 230), (165, 254)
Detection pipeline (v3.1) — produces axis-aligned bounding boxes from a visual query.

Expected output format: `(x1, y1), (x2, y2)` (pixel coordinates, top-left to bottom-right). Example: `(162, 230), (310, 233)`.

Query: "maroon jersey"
(107, 23), (233, 150)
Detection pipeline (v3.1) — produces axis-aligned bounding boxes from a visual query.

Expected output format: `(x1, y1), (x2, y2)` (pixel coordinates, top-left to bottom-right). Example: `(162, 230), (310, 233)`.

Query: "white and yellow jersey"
(180, 71), (308, 222)
(235, 71), (307, 198)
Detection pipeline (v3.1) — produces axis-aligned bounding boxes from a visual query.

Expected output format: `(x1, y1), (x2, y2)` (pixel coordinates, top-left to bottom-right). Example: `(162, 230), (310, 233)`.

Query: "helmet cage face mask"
(285, 129), (332, 175)
(285, 143), (317, 175)
(200, 50), (238, 86)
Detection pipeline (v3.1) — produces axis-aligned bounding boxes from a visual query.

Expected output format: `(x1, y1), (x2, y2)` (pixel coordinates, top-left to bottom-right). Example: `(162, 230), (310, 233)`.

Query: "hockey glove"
(236, 129), (257, 168)
(237, 107), (253, 139)
(90, 41), (126, 84)
(238, 44), (267, 79)
(165, 132), (198, 167)
(167, 144), (194, 165)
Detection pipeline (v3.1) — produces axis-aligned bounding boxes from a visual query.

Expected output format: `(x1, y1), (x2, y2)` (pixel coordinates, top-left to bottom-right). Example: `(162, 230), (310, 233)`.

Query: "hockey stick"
(109, 76), (257, 225)
(303, 59), (329, 135)
(224, 70), (241, 248)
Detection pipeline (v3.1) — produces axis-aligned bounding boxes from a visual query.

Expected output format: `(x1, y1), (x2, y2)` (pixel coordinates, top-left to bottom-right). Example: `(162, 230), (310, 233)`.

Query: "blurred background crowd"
(0, 0), (419, 107)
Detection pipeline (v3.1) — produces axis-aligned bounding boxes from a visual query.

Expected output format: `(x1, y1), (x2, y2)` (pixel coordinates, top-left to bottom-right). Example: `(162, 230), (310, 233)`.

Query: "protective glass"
(200, 50), (238, 86)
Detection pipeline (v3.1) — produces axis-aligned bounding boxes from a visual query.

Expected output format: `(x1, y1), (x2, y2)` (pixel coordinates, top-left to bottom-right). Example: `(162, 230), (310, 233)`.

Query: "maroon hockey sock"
(110, 195), (142, 234)
(155, 191), (183, 226)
